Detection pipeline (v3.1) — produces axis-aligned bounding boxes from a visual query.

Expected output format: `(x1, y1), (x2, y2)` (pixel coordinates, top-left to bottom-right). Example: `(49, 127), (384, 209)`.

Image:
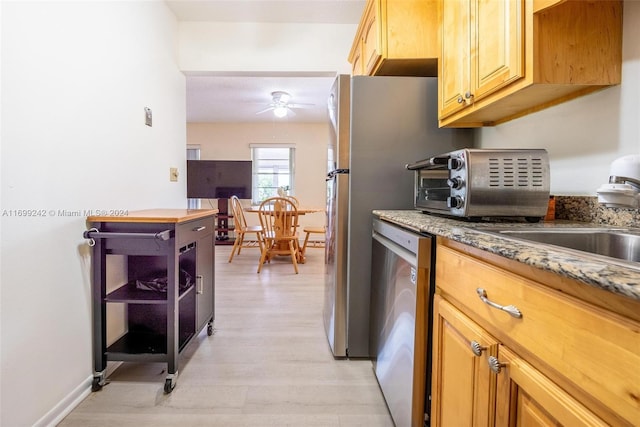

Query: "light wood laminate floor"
(60, 245), (393, 426)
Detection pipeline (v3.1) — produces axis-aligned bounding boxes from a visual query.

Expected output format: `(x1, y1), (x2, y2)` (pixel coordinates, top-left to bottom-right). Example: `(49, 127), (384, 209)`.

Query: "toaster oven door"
(414, 168), (451, 211)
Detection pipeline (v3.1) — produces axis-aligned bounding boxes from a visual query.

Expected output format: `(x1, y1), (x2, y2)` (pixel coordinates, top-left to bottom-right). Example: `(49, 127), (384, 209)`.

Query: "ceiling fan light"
(273, 106), (288, 118)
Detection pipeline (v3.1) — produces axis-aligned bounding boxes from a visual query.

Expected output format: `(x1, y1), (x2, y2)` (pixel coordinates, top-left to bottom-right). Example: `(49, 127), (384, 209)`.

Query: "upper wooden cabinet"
(348, 0), (439, 77)
(533, 0), (565, 12)
(439, 0), (623, 127)
(440, 0), (524, 120)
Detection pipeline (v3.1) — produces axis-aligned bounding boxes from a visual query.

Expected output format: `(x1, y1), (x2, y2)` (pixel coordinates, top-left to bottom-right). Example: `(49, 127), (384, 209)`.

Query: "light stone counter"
(373, 210), (640, 302)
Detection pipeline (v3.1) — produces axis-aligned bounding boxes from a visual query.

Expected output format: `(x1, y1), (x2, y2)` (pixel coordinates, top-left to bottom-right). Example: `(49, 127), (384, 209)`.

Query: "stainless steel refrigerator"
(324, 75), (473, 358)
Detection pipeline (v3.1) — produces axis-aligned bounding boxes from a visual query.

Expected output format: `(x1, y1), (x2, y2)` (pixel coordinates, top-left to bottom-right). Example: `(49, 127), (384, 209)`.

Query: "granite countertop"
(373, 210), (640, 302)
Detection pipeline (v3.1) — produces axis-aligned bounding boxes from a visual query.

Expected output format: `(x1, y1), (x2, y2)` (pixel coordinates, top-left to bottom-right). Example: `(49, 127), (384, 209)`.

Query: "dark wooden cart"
(84, 209), (216, 393)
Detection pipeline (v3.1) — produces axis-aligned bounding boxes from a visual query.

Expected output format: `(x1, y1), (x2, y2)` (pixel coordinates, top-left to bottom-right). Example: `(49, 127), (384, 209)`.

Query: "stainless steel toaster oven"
(406, 148), (550, 221)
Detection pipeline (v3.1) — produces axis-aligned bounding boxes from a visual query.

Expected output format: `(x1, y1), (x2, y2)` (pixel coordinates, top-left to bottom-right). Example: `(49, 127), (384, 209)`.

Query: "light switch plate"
(144, 107), (152, 127)
(170, 167), (178, 182)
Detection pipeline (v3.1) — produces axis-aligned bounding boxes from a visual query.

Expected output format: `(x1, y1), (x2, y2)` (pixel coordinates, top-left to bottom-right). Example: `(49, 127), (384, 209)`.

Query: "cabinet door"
(196, 232), (214, 330)
(472, 0), (524, 101)
(431, 295), (499, 427)
(350, 39), (364, 76)
(439, 0), (471, 119)
(493, 346), (608, 427)
(362, 0), (381, 75)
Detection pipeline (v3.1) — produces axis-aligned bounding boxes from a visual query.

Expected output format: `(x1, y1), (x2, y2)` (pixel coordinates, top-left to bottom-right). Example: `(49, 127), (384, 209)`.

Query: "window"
(251, 144), (295, 204)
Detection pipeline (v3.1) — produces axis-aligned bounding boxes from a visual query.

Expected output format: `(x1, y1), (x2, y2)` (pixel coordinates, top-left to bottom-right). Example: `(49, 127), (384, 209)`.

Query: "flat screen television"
(187, 160), (253, 199)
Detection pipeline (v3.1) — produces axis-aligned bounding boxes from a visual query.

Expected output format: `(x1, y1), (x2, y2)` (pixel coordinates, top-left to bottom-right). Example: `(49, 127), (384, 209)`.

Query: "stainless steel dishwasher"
(370, 218), (435, 427)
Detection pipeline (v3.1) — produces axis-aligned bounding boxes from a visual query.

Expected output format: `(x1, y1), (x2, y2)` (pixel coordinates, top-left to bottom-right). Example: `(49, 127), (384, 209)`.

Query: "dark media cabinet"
(215, 198), (235, 245)
(84, 209), (217, 393)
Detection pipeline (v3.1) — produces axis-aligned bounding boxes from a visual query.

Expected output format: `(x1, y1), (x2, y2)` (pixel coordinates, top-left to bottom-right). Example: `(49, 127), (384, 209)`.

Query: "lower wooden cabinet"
(432, 296), (608, 427)
(431, 237), (640, 426)
(431, 296), (498, 426)
(494, 346), (607, 426)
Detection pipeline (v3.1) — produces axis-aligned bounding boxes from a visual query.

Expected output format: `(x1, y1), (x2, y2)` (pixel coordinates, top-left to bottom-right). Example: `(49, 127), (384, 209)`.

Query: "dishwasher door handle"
(372, 231), (418, 267)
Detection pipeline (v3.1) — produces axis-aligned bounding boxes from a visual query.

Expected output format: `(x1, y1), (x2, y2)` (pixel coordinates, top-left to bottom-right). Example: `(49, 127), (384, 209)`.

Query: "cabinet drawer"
(436, 244), (640, 425)
(177, 217), (214, 246)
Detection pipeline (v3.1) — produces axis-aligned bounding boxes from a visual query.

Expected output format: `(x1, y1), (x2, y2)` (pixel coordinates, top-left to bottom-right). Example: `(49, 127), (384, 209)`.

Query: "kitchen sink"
(477, 227), (640, 264)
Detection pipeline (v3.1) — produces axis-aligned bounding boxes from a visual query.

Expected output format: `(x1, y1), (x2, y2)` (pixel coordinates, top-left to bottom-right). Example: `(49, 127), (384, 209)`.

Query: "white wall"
(178, 21), (355, 74)
(477, 0), (640, 196)
(187, 122), (328, 229)
(0, 2), (186, 426)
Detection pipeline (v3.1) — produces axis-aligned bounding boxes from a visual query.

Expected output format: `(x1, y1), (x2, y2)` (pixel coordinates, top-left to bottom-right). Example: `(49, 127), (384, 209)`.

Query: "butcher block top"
(87, 209), (218, 224)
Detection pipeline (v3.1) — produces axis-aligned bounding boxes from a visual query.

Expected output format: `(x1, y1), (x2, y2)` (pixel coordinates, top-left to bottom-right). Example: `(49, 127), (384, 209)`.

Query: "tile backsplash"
(555, 196), (640, 227)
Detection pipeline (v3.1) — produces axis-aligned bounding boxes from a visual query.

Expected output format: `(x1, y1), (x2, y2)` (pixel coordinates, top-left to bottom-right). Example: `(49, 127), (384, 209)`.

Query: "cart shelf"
(106, 330), (196, 357)
(106, 283), (195, 304)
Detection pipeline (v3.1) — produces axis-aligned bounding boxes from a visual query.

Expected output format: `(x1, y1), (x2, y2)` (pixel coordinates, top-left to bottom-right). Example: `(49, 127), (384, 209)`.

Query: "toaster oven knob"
(448, 157), (464, 170)
(447, 196), (464, 209)
(447, 177), (464, 189)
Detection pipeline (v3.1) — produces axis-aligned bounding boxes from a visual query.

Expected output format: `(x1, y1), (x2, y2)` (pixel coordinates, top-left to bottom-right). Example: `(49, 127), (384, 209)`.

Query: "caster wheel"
(207, 323), (213, 336)
(164, 378), (175, 393)
(91, 377), (103, 392)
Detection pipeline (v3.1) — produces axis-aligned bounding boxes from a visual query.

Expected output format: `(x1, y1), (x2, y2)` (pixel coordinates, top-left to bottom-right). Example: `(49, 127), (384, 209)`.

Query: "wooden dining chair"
(257, 196), (300, 274)
(228, 195), (264, 263)
(301, 225), (326, 259)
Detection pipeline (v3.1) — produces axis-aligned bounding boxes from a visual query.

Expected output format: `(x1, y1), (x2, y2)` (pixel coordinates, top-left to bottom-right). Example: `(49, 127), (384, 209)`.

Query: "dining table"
(245, 205), (323, 264)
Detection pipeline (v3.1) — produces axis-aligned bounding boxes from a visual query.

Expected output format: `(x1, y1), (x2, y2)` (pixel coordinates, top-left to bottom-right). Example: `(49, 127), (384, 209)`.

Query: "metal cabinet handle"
(193, 226), (206, 232)
(457, 95), (464, 104)
(196, 275), (204, 294)
(470, 340), (486, 357)
(488, 356), (506, 374)
(465, 91), (474, 100)
(476, 288), (522, 319)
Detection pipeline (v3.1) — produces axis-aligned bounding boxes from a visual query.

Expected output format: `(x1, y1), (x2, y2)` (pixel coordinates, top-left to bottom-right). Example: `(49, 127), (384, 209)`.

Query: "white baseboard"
(33, 376), (92, 427)
(33, 362), (122, 427)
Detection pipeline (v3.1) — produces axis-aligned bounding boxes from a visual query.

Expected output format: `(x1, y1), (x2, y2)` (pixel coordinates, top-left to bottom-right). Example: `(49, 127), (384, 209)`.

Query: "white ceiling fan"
(256, 91), (315, 118)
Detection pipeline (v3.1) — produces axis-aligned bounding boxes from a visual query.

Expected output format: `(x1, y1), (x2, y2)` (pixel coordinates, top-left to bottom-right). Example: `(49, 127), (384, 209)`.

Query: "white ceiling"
(185, 73), (338, 123)
(166, 0), (366, 123)
(166, 0), (366, 24)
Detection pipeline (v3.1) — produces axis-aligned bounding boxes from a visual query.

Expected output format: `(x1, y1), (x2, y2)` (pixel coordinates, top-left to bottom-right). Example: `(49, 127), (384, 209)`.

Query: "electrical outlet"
(170, 168), (178, 182)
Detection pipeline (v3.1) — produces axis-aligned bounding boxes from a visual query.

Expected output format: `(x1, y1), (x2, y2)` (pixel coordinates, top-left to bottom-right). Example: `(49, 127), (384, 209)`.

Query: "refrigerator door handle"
(326, 168), (350, 181)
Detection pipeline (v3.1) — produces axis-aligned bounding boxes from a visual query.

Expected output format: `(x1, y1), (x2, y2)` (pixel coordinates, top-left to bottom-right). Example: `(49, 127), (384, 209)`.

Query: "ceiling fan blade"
(255, 91), (314, 116)
(255, 106), (274, 115)
(287, 102), (315, 109)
